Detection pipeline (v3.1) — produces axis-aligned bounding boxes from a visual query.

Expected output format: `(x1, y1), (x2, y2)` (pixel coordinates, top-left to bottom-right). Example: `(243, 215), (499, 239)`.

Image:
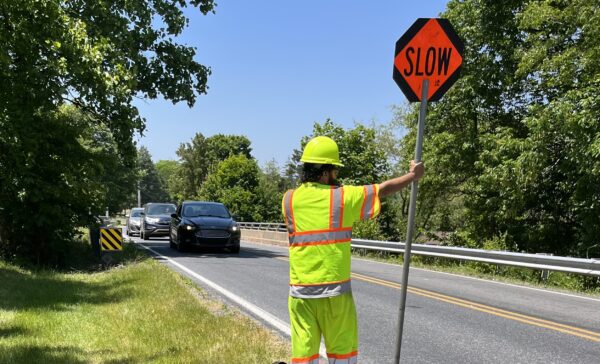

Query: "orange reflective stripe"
(290, 239), (351, 248)
(292, 353), (320, 363)
(368, 184), (376, 218)
(291, 227), (352, 236)
(327, 351), (358, 359)
(329, 186), (335, 229)
(360, 186), (367, 219)
(339, 186), (345, 228)
(361, 184), (376, 219)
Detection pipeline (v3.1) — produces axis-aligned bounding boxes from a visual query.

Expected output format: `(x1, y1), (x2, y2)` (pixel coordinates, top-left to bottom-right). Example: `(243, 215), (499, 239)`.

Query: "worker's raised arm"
(378, 161), (424, 198)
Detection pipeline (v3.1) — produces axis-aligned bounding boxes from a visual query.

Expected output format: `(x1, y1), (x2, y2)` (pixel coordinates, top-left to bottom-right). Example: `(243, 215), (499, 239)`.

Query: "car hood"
(129, 217), (142, 222)
(186, 216), (232, 229)
(145, 214), (172, 224)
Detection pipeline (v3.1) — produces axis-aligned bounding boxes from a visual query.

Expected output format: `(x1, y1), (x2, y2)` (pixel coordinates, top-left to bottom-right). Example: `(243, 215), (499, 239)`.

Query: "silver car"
(126, 208), (144, 236)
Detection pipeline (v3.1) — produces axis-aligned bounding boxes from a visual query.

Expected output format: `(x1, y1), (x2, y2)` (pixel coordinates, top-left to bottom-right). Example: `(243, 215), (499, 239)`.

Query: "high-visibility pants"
(288, 292), (358, 364)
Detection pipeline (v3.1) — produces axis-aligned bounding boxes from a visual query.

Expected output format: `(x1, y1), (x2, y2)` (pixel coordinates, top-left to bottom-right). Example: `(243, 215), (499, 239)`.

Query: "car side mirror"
(140, 212), (145, 216)
(171, 213), (177, 218)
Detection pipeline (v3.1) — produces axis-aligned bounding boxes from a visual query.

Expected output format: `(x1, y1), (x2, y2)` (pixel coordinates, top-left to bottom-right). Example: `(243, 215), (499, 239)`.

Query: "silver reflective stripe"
(284, 190), (295, 233)
(328, 354), (358, 364)
(361, 184), (376, 219)
(289, 229), (352, 245)
(331, 187), (343, 229)
(289, 280), (351, 298)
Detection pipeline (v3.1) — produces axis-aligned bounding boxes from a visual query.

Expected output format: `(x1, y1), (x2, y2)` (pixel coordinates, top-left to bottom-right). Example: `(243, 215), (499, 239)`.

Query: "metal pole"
(138, 187), (141, 208)
(394, 79), (429, 363)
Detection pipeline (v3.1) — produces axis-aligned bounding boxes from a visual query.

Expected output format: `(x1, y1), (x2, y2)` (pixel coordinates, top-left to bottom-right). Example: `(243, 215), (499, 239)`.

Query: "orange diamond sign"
(393, 18), (464, 102)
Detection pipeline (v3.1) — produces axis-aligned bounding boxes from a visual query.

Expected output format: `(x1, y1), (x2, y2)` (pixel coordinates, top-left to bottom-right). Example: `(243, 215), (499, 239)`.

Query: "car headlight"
(146, 217), (159, 224)
(230, 225), (238, 232)
(184, 225), (195, 231)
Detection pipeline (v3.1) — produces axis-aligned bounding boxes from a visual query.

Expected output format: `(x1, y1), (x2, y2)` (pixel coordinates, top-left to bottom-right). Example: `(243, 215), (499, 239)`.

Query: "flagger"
(282, 136), (424, 363)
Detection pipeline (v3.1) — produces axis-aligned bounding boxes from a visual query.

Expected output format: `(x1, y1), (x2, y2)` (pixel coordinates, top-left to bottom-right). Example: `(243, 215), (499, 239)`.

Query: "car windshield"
(130, 210), (142, 217)
(146, 204), (176, 215)
(182, 204), (230, 218)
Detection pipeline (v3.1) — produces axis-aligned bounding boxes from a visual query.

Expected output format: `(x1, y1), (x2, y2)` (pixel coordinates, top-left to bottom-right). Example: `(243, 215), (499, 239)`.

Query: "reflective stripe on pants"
(291, 353), (320, 363)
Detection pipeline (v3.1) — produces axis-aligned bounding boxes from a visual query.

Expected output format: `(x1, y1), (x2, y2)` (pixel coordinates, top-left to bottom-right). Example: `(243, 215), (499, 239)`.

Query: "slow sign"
(391, 17), (464, 363)
(393, 18), (464, 102)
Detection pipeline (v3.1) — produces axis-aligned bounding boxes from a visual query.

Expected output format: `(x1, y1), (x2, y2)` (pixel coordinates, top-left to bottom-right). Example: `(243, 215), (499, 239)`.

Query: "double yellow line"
(351, 272), (600, 343)
(272, 255), (600, 342)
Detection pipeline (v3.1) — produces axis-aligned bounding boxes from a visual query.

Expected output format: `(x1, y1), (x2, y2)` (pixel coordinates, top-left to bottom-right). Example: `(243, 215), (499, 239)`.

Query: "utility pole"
(138, 186), (141, 207)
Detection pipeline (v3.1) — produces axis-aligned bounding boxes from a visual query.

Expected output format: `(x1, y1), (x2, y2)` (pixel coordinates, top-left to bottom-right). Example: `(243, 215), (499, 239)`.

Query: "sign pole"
(393, 79), (429, 363)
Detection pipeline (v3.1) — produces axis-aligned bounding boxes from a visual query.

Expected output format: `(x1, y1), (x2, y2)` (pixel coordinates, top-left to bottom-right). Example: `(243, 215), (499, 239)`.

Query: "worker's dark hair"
(301, 163), (337, 183)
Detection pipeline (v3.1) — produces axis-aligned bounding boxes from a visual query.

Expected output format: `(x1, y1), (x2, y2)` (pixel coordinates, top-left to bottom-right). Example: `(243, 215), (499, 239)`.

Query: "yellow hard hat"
(300, 136), (344, 167)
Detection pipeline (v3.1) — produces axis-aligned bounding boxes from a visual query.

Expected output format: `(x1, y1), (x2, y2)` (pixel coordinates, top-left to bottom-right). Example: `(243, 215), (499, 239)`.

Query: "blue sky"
(135, 1), (448, 167)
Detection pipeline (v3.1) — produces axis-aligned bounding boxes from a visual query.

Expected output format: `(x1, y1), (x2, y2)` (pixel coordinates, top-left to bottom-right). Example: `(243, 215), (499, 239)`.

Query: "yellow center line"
(351, 272), (600, 342)
(351, 272), (600, 337)
(272, 254), (600, 342)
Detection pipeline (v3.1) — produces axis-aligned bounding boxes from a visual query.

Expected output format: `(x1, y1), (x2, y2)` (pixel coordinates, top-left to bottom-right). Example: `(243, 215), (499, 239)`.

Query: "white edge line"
(136, 241), (328, 359)
(239, 240), (600, 303)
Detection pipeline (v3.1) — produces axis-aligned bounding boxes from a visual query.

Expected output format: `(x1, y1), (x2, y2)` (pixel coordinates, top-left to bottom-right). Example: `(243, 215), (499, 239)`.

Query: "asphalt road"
(126, 233), (600, 364)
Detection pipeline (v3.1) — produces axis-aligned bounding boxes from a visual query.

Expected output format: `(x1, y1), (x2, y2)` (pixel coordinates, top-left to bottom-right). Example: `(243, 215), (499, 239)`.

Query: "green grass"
(352, 249), (600, 297)
(0, 245), (290, 363)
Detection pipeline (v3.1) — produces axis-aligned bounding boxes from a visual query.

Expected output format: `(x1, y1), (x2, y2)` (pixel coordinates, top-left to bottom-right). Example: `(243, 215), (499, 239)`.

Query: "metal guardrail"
(239, 222), (600, 277)
(238, 222), (287, 232)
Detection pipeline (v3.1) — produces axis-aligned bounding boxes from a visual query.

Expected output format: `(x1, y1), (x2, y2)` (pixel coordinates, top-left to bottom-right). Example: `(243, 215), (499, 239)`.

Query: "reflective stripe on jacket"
(282, 182), (380, 298)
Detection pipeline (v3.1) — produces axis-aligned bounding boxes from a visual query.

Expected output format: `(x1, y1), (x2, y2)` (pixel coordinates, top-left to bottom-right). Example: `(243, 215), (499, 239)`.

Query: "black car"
(141, 203), (177, 240)
(169, 201), (240, 253)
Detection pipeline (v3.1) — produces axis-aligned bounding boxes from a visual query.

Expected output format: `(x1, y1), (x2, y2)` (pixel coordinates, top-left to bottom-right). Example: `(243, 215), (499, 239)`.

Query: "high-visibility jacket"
(282, 182), (381, 298)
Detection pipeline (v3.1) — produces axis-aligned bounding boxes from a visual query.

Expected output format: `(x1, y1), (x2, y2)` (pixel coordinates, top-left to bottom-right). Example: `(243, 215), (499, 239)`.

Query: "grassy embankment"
(0, 242), (290, 363)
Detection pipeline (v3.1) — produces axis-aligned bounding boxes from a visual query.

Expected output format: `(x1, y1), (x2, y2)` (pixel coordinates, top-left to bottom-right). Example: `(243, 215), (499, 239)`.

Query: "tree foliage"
(176, 133), (253, 199)
(399, 0), (600, 256)
(198, 155), (262, 221)
(138, 147), (170, 205)
(0, 0), (214, 264)
(155, 160), (183, 202)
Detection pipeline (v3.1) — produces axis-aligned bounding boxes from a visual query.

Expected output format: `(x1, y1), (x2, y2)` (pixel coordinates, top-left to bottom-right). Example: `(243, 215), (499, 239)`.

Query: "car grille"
(196, 230), (230, 238)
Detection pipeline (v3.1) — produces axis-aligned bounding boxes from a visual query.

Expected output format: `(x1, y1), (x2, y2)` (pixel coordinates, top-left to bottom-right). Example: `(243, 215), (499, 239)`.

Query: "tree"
(138, 147), (170, 205)
(176, 133), (253, 199)
(155, 160), (183, 202)
(397, 0), (600, 256)
(198, 155), (261, 221)
(255, 160), (288, 222)
(0, 0), (215, 264)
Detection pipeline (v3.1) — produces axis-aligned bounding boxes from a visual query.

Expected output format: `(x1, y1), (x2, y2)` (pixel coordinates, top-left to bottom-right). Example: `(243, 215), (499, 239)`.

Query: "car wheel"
(169, 233), (176, 249)
(230, 245), (240, 254)
(176, 237), (185, 252)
